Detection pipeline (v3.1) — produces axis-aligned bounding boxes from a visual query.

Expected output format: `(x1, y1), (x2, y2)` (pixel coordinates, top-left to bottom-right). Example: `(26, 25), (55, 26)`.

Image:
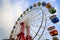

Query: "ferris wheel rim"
(38, 11), (47, 40)
(31, 7), (44, 40)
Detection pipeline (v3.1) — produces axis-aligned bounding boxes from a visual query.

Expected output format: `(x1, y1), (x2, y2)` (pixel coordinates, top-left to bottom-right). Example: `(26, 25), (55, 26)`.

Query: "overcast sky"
(0, 0), (60, 40)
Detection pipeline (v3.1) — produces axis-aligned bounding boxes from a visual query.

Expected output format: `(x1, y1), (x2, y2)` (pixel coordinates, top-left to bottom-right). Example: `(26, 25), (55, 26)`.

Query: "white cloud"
(0, 0), (29, 39)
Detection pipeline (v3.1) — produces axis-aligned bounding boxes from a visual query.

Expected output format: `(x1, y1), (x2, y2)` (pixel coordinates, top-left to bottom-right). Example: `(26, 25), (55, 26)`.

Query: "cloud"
(49, 0), (56, 2)
(0, 0), (29, 39)
(0, 0), (15, 39)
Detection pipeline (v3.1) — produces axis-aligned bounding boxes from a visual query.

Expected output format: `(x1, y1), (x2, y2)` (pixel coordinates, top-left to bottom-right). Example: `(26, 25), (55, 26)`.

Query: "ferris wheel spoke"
(30, 28), (40, 37)
(31, 24), (46, 29)
(31, 13), (48, 21)
(28, 14), (42, 20)
(30, 16), (49, 23)
(29, 18), (42, 23)
(29, 12), (49, 22)
(31, 17), (42, 21)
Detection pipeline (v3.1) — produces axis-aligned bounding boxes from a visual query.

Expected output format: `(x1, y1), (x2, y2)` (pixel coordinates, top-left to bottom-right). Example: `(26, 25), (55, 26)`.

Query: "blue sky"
(0, 0), (60, 40)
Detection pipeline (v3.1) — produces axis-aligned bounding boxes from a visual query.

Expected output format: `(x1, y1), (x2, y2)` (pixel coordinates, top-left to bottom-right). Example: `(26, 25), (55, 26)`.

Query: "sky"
(0, 0), (60, 40)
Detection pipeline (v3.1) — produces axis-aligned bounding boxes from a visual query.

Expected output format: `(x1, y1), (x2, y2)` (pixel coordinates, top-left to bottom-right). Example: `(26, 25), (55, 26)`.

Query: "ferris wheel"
(9, 1), (59, 40)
